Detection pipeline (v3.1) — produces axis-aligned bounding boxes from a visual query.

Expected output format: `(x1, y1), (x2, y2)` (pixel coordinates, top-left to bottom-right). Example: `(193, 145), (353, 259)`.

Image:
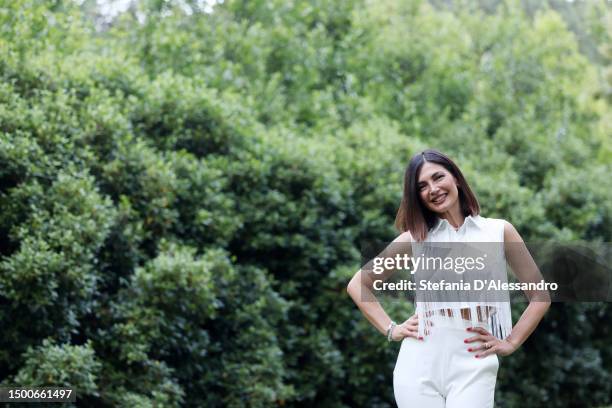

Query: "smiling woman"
(395, 150), (481, 242)
(347, 149), (551, 408)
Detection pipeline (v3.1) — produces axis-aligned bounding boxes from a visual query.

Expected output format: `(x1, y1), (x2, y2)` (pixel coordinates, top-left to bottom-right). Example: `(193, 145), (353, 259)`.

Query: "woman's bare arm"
(346, 231), (414, 336)
(503, 221), (551, 349)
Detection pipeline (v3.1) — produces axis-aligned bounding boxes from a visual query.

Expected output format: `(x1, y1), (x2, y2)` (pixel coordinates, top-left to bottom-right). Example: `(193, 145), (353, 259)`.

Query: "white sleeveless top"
(411, 214), (513, 340)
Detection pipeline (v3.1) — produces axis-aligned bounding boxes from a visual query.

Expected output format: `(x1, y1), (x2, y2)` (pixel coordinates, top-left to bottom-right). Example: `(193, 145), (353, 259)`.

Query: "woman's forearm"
(347, 273), (392, 336)
(505, 301), (551, 349)
(503, 222), (552, 349)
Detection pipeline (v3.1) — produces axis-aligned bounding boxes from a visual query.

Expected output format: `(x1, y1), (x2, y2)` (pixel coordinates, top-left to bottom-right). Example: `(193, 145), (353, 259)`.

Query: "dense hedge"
(0, 0), (610, 407)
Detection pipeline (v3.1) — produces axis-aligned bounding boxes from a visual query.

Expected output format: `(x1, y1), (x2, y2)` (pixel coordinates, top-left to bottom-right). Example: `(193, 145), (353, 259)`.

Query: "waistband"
(428, 313), (491, 331)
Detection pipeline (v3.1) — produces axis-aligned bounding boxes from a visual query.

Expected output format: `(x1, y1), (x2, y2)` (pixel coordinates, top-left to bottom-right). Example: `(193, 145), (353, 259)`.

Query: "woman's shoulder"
(393, 230), (414, 243)
(476, 215), (521, 241)
(480, 215), (516, 230)
(476, 214), (511, 227)
(472, 215), (506, 242)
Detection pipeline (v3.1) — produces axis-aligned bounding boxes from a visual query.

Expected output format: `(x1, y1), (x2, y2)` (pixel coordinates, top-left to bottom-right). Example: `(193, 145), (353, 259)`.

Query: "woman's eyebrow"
(418, 171), (444, 185)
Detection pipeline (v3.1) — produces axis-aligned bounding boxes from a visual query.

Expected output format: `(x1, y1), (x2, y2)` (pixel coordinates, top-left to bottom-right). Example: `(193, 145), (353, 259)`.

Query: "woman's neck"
(438, 207), (464, 229)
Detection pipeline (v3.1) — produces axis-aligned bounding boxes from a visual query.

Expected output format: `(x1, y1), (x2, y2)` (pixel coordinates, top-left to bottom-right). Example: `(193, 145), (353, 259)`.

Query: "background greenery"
(0, 0), (610, 406)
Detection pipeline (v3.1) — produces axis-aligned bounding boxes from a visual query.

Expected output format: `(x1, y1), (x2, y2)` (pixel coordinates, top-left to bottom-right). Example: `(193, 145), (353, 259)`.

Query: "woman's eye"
(435, 175), (444, 180)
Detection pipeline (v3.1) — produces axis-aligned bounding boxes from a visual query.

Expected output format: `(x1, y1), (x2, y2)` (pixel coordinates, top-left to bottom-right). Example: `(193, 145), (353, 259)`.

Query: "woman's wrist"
(505, 336), (520, 350)
(386, 321), (397, 341)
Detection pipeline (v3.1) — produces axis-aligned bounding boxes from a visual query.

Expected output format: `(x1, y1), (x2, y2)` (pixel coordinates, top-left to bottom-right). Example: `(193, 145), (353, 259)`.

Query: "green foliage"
(11, 339), (101, 395)
(0, 0), (610, 407)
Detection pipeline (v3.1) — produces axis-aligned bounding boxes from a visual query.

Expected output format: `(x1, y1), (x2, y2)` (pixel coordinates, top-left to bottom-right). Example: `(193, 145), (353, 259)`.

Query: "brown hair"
(394, 149), (480, 241)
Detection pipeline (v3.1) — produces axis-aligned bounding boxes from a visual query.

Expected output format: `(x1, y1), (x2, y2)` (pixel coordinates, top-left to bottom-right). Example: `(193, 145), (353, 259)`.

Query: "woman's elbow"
(347, 273), (364, 300)
(347, 278), (357, 297)
(537, 299), (552, 313)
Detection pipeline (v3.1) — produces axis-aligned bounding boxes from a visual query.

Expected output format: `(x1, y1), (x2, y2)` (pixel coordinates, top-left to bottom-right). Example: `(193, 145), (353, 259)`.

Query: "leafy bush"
(0, 0), (610, 407)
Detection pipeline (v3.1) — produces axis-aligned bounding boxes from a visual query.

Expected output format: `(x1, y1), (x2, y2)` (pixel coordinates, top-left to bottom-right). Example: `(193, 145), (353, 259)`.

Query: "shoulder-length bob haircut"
(394, 149), (480, 242)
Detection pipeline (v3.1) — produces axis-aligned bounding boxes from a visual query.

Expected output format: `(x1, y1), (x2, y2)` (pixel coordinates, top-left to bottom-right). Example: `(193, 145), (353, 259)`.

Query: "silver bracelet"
(386, 321), (397, 342)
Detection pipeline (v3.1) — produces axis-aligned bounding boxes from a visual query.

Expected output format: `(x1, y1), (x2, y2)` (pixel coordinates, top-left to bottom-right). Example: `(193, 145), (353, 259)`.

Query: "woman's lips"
(431, 193), (447, 204)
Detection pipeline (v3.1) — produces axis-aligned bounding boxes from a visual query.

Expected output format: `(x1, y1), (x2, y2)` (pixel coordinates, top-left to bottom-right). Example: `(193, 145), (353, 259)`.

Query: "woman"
(347, 149), (551, 408)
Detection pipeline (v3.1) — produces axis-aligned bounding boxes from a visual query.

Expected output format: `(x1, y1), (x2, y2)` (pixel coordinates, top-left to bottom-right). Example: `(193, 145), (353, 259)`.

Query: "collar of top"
(430, 214), (484, 235)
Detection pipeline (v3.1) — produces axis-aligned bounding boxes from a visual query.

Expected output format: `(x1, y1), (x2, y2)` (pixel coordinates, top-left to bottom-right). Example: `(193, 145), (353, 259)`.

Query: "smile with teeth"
(431, 193), (447, 204)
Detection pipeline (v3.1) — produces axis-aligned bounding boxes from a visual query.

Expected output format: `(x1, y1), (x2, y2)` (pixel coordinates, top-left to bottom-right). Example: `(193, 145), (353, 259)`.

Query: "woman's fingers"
(401, 320), (418, 331)
(474, 341), (501, 358)
(471, 342), (492, 351)
(394, 314), (435, 341)
(395, 323), (426, 340)
(398, 314), (433, 339)
(392, 323), (418, 340)
(464, 334), (488, 344)
(403, 314), (433, 327)
(467, 327), (490, 336)
(402, 319), (417, 327)
(464, 332), (497, 356)
(400, 323), (418, 336)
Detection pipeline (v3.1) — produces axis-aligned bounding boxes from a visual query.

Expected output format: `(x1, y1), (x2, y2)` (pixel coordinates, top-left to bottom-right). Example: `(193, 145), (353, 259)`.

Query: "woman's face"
(417, 162), (460, 214)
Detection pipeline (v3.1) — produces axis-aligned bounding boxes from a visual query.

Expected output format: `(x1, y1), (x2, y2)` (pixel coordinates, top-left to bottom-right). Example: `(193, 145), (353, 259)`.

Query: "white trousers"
(393, 314), (499, 408)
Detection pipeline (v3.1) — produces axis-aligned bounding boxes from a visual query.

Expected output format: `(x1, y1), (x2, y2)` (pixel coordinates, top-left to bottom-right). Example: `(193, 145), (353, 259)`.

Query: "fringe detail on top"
(412, 216), (513, 340)
(413, 243), (513, 340)
(416, 301), (512, 340)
